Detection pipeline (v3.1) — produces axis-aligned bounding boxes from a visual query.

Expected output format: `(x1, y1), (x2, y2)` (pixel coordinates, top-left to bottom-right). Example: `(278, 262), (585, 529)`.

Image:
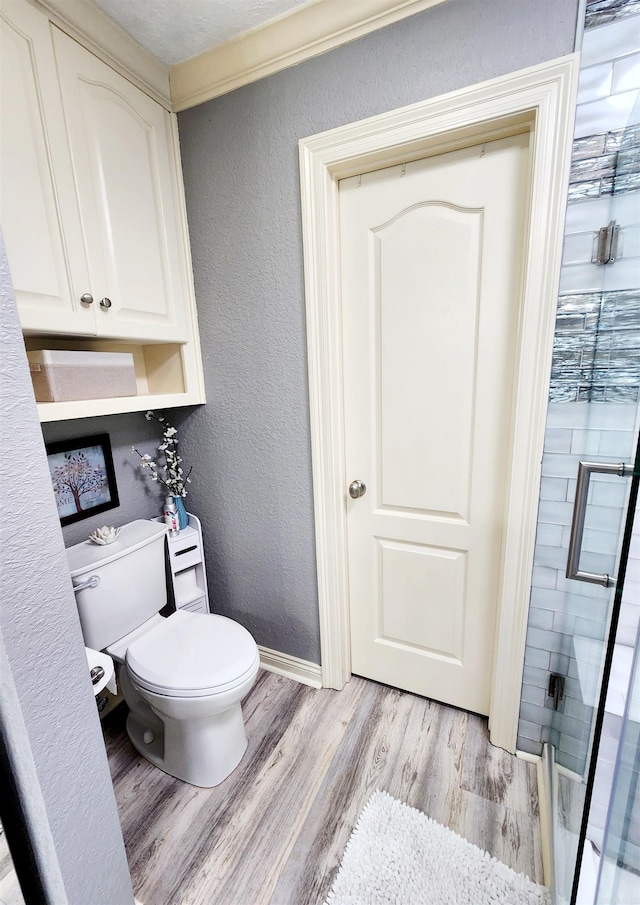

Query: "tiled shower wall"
(516, 0), (640, 767)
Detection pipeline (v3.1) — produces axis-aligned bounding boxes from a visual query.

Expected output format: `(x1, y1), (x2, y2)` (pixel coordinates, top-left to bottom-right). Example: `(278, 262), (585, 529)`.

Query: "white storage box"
(27, 349), (137, 403)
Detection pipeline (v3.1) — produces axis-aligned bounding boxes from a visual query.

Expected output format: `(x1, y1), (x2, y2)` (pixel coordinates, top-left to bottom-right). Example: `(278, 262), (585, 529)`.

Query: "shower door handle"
(566, 461), (632, 588)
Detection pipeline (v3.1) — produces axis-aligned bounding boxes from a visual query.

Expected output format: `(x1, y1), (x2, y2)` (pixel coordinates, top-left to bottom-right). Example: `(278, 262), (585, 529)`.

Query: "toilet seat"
(126, 610), (259, 698)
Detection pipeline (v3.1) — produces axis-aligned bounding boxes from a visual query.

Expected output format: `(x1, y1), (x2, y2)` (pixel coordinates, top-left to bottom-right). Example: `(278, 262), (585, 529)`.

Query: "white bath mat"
(326, 789), (550, 905)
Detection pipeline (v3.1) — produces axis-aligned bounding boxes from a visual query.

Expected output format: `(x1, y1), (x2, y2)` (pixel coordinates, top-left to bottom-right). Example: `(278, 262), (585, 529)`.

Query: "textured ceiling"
(94, 0), (314, 66)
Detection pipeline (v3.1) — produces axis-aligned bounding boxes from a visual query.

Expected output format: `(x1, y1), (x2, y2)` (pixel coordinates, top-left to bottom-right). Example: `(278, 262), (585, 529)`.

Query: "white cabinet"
(0, 0), (206, 420)
(0, 1), (94, 335)
(163, 514), (210, 615)
(0, 12), (188, 342)
(51, 28), (189, 343)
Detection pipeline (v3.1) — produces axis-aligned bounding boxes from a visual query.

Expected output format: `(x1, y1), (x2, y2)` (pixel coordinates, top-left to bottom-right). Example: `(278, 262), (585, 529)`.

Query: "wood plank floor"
(104, 671), (543, 905)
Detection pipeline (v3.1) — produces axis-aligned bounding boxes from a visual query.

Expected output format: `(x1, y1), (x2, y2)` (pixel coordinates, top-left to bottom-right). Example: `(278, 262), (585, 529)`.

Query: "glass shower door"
(595, 553), (640, 904)
(552, 434), (638, 905)
(551, 89), (640, 903)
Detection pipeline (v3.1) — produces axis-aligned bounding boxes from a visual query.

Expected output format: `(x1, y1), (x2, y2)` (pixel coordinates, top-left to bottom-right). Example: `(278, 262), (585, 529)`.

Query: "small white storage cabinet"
(163, 513), (210, 615)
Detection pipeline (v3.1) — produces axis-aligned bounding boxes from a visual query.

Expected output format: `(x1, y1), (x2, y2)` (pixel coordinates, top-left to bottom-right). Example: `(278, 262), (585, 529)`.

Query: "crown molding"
(170, 0), (449, 112)
(30, 0), (171, 108)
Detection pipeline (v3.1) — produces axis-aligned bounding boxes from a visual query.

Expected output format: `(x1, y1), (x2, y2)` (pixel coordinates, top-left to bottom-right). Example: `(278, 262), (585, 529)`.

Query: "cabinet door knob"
(99, 297), (112, 310)
(80, 292), (94, 305)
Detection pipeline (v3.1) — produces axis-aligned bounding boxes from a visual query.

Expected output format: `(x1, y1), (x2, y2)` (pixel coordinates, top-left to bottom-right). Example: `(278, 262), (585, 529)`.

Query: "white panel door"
(0, 3), (94, 334)
(340, 134), (531, 715)
(52, 27), (188, 342)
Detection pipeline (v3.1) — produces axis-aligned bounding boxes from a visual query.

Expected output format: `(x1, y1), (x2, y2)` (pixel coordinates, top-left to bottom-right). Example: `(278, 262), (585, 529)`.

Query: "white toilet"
(67, 519), (260, 787)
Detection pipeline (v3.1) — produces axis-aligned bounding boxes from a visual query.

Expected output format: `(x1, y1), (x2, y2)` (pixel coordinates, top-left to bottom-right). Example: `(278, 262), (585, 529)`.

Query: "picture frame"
(46, 433), (119, 526)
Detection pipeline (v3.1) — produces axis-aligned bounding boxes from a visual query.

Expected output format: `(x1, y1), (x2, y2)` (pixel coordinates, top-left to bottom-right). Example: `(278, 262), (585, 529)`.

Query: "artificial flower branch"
(131, 411), (192, 498)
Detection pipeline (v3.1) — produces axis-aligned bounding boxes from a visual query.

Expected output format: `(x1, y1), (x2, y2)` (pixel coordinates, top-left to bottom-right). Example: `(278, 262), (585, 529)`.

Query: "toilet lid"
(126, 610), (259, 697)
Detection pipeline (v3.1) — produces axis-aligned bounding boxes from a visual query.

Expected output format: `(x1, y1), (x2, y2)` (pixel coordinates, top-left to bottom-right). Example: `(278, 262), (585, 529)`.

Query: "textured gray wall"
(0, 630), (68, 904)
(177, 0), (579, 663)
(0, 239), (134, 905)
(43, 412), (171, 547)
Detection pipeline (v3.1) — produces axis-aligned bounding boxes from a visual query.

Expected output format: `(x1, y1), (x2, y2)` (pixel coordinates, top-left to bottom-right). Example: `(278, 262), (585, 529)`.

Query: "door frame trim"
(299, 55), (579, 752)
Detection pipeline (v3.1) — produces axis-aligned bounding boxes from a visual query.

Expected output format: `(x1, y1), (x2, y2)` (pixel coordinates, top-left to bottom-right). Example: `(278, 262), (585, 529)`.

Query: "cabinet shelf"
(24, 335), (205, 421)
(35, 388), (201, 422)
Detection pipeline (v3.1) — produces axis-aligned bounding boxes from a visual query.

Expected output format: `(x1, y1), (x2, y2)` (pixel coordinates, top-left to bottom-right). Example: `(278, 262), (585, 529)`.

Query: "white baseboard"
(517, 749), (552, 889)
(258, 646), (322, 688)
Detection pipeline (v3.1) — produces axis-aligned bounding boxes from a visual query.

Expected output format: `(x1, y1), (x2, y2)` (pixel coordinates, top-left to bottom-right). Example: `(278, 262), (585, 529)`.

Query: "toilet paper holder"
(90, 665), (105, 685)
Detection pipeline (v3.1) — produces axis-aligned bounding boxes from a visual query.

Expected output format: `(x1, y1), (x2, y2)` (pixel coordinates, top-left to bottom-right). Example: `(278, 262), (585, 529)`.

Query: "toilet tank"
(67, 520), (168, 651)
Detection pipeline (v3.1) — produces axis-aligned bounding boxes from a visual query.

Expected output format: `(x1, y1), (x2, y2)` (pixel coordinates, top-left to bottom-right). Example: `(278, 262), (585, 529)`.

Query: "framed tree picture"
(46, 433), (119, 526)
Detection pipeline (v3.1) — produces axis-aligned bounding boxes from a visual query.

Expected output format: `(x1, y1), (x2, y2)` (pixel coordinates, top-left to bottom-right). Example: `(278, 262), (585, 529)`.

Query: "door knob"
(99, 297), (112, 309)
(80, 292), (94, 305)
(349, 480), (367, 499)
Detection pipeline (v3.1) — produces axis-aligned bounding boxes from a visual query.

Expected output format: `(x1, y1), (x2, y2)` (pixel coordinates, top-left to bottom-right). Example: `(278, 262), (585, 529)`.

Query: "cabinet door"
(51, 28), (189, 342)
(0, 3), (95, 335)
